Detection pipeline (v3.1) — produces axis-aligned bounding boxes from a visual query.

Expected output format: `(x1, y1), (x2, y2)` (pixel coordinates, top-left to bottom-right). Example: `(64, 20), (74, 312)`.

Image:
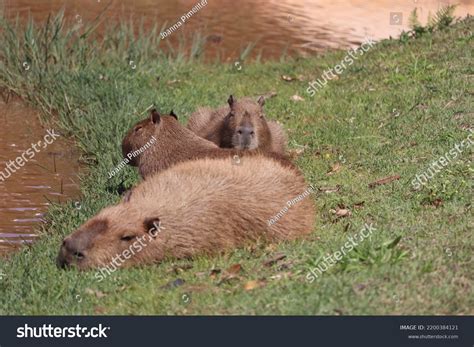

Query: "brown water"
(2, 0), (473, 59)
(0, 98), (81, 254)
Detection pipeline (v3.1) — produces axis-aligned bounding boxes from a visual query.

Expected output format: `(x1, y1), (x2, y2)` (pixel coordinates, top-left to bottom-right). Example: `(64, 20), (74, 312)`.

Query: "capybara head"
(121, 109), (177, 166)
(56, 201), (162, 270)
(222, 95), (271, 150)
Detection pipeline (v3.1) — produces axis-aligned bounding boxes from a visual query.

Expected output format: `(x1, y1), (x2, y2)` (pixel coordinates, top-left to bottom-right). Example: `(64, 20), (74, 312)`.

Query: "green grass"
(0, 12), (472, 315)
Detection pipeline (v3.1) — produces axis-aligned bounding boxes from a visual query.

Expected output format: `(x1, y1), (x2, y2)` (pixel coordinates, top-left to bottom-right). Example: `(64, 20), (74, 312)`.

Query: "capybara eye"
(134, 126), (143, 133)
(237, 130), (242, 134)
(121, 235), (136, 242)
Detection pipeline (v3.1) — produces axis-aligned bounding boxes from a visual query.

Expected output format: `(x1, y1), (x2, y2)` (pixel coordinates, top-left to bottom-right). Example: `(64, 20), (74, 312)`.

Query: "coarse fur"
(187, 96), (287, 153)
(122, 109), (293, 178)
(57, 156), (316, 269)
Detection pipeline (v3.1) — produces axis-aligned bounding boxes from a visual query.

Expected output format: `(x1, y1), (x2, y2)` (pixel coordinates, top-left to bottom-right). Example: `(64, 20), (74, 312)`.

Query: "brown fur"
(187, 96), (287, 153)
(57, 156), (316, 269)
(122, 109), (293, 178)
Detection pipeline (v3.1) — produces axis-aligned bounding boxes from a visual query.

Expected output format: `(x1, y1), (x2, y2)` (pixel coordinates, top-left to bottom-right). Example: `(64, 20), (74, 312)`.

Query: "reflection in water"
(2, 0), (473, 59)
(0, 98), (81, 254)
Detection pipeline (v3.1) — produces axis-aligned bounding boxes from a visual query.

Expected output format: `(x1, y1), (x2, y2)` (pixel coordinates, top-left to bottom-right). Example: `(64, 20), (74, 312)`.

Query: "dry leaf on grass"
(218, 264), (243, 285)
(209, 268), (221, 279)
(263, 253), (287, 267)
(432, 198), (443, 208)
(327, 163), (342, 175)
(291, 94), (304, 101)
(281, 75), (294, 82)
(288, 147), (306, 160)
(244, 280), (266, 291)
(319, 186), (341, 194)
(330, 207), (351, 218)
(368, 175), (401, 188)
(225, 264), (243, 275)
(85, 288), (106, 298)
(269, 272), (293, 280)
(94, 306), (107, 314)
(167, 264), (193, 274)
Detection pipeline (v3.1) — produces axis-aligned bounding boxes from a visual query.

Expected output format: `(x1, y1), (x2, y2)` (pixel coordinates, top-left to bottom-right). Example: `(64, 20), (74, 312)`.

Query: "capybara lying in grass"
(122, 108), (292, 178)
(57, 156), (316, 269)
(187, 95), (287, 153)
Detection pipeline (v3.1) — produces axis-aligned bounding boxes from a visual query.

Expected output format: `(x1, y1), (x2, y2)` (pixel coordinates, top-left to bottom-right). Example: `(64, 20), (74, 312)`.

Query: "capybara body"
(57, 156), (316, 269)
(187, 96), (287, 153)
(122, 109), (292, 178)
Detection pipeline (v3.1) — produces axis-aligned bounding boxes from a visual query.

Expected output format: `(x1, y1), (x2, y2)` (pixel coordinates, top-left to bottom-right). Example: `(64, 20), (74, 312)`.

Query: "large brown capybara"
(187, 95), (287, 153)
(57, 156), (316, 270)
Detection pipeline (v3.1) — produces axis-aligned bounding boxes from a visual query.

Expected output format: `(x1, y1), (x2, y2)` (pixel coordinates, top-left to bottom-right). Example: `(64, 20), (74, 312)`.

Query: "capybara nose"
(237, 126), (255, 138)
(56, 237), (86, 269)
(237, 126), (255, 148)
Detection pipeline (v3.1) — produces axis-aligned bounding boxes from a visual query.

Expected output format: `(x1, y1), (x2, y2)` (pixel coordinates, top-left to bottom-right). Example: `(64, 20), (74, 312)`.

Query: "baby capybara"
(57, 156), (315, 270)
(122, 108), (292, 178)
(187, 95), (287, 153)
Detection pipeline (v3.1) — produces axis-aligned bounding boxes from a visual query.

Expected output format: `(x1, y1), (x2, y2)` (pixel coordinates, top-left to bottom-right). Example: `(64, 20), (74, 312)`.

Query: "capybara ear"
(257, 95), (265, 107)
(143, 217), (161, 237)
(122, 189), (133, 203)
(150, 109), (161, 124)
(169, 110), (178, 120)
(228, 95), (235, 108)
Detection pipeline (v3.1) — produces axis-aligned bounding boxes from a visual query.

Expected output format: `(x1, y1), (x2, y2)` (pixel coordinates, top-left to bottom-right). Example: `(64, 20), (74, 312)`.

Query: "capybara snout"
(234, 118), (256, 149)
(57, 236), (87, 269)
(57, 219), (110, 269)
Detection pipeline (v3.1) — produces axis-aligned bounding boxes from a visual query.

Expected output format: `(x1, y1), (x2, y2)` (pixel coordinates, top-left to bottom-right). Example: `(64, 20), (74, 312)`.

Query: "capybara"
(187, 95), (287, 153)
(122, 108), (292, 178)
(57, 156), (316, 270)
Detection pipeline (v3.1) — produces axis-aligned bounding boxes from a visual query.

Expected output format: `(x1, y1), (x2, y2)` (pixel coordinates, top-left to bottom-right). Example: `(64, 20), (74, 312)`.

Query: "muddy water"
(2, 0), (474, 59)
(0, 99), (80, 254)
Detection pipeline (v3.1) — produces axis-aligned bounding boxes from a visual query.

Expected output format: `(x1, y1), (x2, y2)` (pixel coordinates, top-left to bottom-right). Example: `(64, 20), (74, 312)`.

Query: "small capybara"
(57, 156), (316, 270)
(187, 95), (287, 153)
(122, 108), (292, 178)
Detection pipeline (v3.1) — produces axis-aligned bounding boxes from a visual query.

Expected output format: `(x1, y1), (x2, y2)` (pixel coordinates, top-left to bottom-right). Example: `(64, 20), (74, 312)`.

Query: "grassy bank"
(0, 13), (472, 315)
